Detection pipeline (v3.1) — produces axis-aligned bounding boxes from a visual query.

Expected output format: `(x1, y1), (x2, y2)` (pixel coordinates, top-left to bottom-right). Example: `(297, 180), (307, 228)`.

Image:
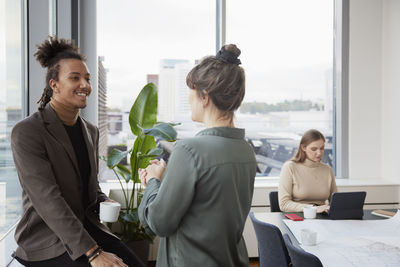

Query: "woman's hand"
(139, 159), (166, 186)
(138, 168), (148, 186)
(89, 251), (128, 267)
(316, 204), (330, 213)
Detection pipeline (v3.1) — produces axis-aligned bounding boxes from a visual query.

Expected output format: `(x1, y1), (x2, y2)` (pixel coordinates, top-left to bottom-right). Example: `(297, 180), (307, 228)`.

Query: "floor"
(147, 259), (259, 266)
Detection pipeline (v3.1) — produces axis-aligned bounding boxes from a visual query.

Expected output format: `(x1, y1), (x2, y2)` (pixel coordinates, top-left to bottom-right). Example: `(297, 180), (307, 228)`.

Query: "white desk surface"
(255, 211), (400, 267)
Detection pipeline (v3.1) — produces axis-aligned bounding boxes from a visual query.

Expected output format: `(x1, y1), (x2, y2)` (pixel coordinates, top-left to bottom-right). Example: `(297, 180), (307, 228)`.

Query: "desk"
(254, 210), (386, 247)
(254, 210), (400, 266)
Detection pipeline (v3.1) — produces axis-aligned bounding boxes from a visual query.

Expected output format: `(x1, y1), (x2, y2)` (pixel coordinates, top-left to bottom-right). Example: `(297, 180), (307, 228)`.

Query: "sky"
(97, 0), (333, 110)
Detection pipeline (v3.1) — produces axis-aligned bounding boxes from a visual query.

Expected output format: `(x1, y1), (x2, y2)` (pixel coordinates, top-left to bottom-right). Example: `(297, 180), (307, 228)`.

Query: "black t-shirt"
(64, 120), (91, 208)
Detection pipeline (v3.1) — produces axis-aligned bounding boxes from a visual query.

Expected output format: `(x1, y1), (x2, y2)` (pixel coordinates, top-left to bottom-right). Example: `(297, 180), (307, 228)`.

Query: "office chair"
(283, 234), (323, 267)
(249, 212), (291, 267)
(269, 191), (281, 212)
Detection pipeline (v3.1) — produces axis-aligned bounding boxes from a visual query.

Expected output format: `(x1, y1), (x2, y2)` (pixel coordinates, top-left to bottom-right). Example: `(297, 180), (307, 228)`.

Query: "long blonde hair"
(291, 129), (325, 163)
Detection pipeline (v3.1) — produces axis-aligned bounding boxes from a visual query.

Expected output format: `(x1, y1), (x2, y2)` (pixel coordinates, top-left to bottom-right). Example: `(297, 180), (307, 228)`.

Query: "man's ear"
(49, 79), (58, 93)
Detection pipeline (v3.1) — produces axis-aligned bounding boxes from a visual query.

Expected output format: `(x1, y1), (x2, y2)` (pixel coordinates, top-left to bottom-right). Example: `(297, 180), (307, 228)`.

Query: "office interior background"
(1, 0), (399, 265)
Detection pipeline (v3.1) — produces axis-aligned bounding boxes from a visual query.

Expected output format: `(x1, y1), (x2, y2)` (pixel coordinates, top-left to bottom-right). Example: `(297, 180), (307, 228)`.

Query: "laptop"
(328, 191), (367, 220)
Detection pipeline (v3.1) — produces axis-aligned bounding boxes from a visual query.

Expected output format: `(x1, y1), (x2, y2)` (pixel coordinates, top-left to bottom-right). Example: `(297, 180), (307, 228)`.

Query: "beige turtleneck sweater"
(278, 158), (338, 212)
(50, 98), (80, 126)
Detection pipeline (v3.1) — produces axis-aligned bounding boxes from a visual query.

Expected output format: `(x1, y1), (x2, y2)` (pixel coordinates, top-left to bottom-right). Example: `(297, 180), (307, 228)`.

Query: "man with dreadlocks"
(11, 37), (143, 267)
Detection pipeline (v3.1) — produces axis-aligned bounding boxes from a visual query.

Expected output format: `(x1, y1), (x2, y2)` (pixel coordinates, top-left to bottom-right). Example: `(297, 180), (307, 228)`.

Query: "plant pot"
(125, 239), (150, 265)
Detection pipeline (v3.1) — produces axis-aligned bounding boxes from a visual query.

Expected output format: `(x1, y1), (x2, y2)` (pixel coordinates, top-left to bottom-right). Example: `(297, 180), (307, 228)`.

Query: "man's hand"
(90, 251), (128, 267)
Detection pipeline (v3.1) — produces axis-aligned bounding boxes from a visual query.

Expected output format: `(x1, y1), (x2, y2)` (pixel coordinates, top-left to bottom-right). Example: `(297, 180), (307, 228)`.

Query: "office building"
(147, 74), (159, 88)
(158, 59), (193, 122)
(98, 56), (108, 157)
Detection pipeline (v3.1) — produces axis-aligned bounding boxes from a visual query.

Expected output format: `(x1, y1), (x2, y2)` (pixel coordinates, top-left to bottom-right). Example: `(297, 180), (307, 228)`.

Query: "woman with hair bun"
(11, 37), (143, 267)
(138, 44), (257, 267)
(278, 129), (338, 213)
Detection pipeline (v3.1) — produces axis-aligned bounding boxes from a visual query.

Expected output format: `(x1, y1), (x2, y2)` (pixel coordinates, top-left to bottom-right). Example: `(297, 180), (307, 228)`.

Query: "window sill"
(253, 176), (400, 188)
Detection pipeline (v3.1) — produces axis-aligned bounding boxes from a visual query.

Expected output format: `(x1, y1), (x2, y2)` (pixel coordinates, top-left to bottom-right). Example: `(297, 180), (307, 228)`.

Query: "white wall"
(348, 0), (383, 180)
(382, 0), (400, 182)
(349, 0), (400, 182)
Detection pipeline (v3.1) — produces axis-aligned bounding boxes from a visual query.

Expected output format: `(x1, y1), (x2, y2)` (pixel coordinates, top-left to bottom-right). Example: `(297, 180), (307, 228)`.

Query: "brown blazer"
(11, 104), (113, 261)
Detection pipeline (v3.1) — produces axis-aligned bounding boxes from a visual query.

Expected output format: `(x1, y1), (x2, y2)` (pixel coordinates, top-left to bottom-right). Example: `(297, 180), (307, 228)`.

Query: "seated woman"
(138, 44), (257, 267)
(278, 129), (337, 213)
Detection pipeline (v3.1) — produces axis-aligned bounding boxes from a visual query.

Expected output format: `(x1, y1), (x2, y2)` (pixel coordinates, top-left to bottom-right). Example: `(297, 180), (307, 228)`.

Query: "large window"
(226, 0), (334, 176)
(98, 0), (335, 179)
(0, 0), (24, 239)
(97, 0), (215, 180)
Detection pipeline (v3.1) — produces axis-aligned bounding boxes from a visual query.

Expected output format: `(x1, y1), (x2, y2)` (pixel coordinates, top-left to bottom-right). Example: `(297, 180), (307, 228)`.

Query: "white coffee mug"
(301, 228), (317, 246)
(99, 201), (121, 223)
(303, 205), (317, 219)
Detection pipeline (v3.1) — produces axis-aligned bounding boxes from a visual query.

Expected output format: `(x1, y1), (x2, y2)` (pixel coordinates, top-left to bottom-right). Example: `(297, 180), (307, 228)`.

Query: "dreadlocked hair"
(34, 36), (86, 110)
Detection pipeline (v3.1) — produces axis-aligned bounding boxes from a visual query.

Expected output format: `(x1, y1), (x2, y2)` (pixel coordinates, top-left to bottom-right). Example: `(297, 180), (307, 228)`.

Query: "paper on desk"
(283, 210), (400, 267)
(301, 236), (400, 267)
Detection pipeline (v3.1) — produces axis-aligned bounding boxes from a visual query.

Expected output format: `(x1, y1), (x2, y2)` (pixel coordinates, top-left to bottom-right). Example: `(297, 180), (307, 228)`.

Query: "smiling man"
(11, 37), (143, 267)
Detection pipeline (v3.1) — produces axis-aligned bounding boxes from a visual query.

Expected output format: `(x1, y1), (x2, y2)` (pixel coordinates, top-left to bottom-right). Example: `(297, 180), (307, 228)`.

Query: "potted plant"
(102, 83), (178, 263)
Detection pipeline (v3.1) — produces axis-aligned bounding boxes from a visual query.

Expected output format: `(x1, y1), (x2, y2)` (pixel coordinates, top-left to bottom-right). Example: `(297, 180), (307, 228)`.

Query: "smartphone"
(285, 213), (304, 221)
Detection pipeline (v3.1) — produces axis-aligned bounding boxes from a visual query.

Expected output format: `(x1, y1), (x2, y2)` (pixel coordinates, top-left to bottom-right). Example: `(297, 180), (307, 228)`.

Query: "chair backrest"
(283, 234), (323, 267)
(269, 191), (281, 212)
(249, 212), (290, 267)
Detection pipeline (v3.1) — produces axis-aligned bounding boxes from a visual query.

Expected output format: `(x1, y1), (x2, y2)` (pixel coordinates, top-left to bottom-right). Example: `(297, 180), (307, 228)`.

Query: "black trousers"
(16, 220), (145, 267)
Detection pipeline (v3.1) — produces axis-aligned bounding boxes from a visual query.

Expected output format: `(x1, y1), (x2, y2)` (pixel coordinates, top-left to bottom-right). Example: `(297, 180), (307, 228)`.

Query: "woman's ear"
(201, 90), (210, 107)
(301, 145), (306, 152)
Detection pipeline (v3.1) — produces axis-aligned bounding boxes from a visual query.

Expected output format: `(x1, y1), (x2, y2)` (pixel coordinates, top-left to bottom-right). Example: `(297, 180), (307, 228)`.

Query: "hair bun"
(34, 36), (79, 68)
(216, 44), (241, 65)
(224, 44), (241, 57)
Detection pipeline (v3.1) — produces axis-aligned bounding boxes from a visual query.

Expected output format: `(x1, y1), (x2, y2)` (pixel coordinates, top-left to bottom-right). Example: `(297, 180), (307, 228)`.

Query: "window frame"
(0, 0), (28, 264)
(333, 0), (349, 179)
(216, 0), (348, 179)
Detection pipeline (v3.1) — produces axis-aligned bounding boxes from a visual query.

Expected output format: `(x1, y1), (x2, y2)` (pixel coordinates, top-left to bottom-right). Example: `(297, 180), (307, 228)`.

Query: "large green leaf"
(143, 123), (178, 141)
(137, 136), (156, 171)
(116, 164), (131, 175)
(129, 83), (158, 136)
(116, 164), (131, 182)
(107, 149), (129, 168)
(145, 148), (163, 157)
(166, 122), (181, 127)
(121, 210), (139, 223)
(130, 135), (157, 179)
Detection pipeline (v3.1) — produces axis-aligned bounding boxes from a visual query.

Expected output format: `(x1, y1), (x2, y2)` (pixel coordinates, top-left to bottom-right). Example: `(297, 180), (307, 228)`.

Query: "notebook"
(328, 191), (367, 220)
(371, 209), (396, 218)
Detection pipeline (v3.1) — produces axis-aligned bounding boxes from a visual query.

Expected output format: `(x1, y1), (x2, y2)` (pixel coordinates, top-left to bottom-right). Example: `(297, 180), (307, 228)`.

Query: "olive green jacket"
(139, 127), (257, 267)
